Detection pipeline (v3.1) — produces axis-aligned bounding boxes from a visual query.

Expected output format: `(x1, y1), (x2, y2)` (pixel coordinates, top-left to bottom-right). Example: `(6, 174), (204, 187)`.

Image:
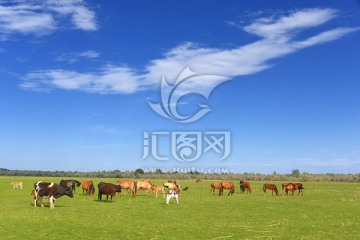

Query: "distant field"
(0, 177), (359, 239)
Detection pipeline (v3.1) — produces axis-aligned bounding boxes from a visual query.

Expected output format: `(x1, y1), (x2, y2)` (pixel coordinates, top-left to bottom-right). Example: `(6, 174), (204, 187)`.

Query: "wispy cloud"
(20, 65), (140, 94)
(56, 50), (100, 64)
(0, 0), (97, 38)
(20, 8), (359, 94)
(91, 125), (117, 134)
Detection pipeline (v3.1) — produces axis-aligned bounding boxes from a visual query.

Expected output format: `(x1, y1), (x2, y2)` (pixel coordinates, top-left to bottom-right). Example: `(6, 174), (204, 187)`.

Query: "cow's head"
(65, 187), (74, 198)
(116, 185), (122, 193)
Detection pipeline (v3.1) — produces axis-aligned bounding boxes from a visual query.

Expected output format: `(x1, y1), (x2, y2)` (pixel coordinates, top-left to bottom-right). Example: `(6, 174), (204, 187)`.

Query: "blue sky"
(0, 0), (359, 174)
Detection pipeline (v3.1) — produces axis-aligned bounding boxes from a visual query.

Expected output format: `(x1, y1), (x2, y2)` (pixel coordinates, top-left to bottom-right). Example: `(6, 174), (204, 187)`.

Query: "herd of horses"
(28, 178), (303, 206)
(211, 181), (304, 196)
(64, 179), (181, 199)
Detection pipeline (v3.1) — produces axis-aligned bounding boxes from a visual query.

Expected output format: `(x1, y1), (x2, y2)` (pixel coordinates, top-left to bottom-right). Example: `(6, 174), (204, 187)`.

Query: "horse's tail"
(231, 184), (235, 194)
(263, 184), (266, 193)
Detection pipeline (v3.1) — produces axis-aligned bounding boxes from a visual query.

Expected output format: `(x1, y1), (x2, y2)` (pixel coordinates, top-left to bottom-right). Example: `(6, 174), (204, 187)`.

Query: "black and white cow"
(34, 181), (74, 209)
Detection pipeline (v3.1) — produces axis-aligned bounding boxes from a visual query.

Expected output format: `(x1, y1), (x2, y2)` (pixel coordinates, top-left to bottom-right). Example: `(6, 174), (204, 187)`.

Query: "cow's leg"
(50, 196), (54, 209)
(34, 194), (37, 207)
(40, 196), (44, 207)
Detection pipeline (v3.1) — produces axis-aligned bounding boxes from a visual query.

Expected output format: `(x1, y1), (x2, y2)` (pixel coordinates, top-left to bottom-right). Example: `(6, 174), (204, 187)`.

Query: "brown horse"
(219, 182), (235, 196)
(82, 180), (95, 197)
(151, 186), (165, 197)
(116, 180), (135, 196)
(134, 180), (153, 197)
(282, 182), (304, 196)
(281, 182), (290, 195)
(240, 181), (252, 194)
(210, 182), (222, 195)
(263, 184), (278, 195)
(292, 183), (304, 195)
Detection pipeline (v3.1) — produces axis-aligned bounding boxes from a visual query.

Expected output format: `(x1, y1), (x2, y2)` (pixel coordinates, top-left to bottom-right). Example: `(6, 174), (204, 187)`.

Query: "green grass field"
(0, 177), (359, 239)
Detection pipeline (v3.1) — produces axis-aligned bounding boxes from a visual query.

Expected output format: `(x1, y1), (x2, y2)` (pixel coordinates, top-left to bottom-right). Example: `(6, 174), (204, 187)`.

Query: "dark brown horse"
(219, 182), (235, 196)
(240, 181), (252, 194)
(210, 182), (222, 195)
(263, 184), (278, 195)
(82, 180), (95, 197)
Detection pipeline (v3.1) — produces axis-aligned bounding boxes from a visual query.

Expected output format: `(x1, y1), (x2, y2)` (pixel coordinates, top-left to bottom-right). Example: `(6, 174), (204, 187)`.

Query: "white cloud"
(21, 66), (141, 94)
(20, 8), (359, 94)
(56, 50), (100, 64)
(0, 0), (97, 38)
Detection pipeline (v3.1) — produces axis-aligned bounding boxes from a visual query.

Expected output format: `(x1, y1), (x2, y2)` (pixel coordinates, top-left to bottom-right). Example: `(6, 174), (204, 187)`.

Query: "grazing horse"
(263, 184), (278, 195)
(116, 180), (135, 197)
(287, 183), (304, 196)
(82, 180), (95, 197)
(239, 181), (252, 194)
(134, 180), (153, 197)
(151, 186), (165, 197)
(282, 182), (293, 196)
(163, 181), (180, 192)
(219, 182), (235, 196)
(11, 182), (23, 189)
(60, 180), (81, 194)
(210, 182), (222, 195)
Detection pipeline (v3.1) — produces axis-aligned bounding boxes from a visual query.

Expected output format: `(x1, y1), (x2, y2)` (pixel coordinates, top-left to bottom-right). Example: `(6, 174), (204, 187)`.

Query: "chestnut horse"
(263, 184), (278, 195)
(283, 182), (304, 196)
(134, 180), (153, 197)
(219, 182), (235, 196)
(116, 180), (135, 196)
(291, 183), (304, 195)
(82, 180), (95, 197)
(210, 182), (222, 195)
(240, 181), (252, 194)
(151, 185), (165, 197)
(282, 182), (293, 196)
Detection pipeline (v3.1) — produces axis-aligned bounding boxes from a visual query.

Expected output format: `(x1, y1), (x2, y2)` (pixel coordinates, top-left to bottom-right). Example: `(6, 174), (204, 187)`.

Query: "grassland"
(0, 177), (359, 239)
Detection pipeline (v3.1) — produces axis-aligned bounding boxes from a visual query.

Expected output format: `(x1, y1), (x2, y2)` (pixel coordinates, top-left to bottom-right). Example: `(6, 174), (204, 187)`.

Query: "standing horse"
(134, 180), (153, 197)
(82, 180), (95, 197)
(219, 182), (235, 196)
(151, 186), (165, 197)
(210, 182), (222, 195)
(240, 181), (252, 194)
(116, 180), (135, 197)
(263, 184), (278, 195)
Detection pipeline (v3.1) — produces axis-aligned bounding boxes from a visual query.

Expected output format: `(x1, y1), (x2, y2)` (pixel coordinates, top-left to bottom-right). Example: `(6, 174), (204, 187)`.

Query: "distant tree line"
(0, 168), (359, 182)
